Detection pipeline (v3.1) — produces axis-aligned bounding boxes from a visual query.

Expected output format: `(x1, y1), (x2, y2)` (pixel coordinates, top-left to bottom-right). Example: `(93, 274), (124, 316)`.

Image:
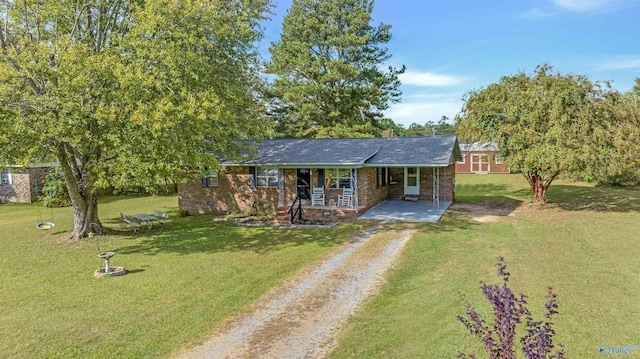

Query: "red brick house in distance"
(456, 142), (510, 174)
(0, 163), (56, 203)
(178, 136), (462, 222)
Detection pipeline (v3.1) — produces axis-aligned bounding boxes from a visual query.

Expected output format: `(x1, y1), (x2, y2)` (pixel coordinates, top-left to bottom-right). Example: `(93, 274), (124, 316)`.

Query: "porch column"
(278, 168), (284, 207)
(433, 167), (440, 210)
(352, 168), (358, 209)
(444, 166), (447, 202)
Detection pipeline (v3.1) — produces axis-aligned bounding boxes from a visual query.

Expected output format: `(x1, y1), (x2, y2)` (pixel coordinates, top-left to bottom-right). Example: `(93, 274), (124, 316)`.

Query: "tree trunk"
(531, 176), (548, 204)
(70, 192), (101, 240)
(57, 142), (102, 240)
(522, 171), (559, 205)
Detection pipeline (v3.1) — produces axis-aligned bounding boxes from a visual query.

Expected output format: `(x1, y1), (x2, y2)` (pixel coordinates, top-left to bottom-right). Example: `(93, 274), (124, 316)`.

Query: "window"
(1, 169), (10, 185)
(406, 167), (418, 186)
(495, 156), (504, 164)
(326, 168), (352, 189)
(256, 166), (279, 188)
(376, 167), (387, 188)
(205, 170), (218, 187)
(457, 155), (466, 164)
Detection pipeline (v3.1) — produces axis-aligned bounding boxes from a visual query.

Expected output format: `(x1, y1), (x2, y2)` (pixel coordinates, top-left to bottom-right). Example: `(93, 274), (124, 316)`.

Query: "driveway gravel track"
(176, 222), (415, 359)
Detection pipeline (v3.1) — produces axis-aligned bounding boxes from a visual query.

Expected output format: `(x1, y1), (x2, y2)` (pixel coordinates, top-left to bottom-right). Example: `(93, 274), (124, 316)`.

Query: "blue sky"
(260, 0), (640, 127)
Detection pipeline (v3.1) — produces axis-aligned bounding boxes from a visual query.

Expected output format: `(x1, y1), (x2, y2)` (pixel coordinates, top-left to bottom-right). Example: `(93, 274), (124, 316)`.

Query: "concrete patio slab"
(358, 199), (452, 223)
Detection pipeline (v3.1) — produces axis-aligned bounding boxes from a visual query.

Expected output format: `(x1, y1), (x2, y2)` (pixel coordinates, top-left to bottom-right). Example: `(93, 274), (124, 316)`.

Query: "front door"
(296, 168), (311, 200)
(404, 167), (420, 196)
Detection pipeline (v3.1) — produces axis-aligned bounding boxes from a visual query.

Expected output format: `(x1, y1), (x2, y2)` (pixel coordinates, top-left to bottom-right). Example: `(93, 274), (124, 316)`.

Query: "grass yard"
(0, 195), (366, 358)
(329, 174), (640, 358)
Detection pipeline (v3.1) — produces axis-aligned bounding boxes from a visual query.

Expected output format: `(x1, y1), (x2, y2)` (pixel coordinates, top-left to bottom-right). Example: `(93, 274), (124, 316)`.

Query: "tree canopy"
(456, 65), (631, 203)
(266, 0), (405, 138)
(0, 0), (270, 239)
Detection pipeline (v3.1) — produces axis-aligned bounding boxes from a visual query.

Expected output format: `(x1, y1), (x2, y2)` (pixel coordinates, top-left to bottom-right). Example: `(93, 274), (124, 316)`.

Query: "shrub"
(40, 169), (71, 208)
(458, 257), (565, 359)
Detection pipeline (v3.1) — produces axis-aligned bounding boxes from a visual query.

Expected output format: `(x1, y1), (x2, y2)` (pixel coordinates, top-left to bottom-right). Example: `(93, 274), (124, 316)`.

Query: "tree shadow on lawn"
(548, 184), (640, 213)
(113, 215), (362, 256)
(458, 181), (640, 213)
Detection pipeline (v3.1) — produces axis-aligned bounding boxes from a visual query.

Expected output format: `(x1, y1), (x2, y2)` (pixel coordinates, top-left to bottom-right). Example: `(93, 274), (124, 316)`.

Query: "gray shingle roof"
(364, 136), (460, 166)
(227, 136), (460, 167)
(459, 141), (500, 152)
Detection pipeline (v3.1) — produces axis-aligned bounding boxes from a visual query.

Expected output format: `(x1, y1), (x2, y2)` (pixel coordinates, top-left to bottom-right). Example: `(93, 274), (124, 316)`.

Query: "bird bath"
(94, 252), (126, 278)
(99, 252), (116, 272)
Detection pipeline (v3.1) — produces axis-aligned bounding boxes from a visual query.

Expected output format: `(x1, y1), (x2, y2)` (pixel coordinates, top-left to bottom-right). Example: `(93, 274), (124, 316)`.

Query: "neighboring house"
(0, 163), (57, 203)
(178, 136), (462, 221)
(456, 142), (510, 174)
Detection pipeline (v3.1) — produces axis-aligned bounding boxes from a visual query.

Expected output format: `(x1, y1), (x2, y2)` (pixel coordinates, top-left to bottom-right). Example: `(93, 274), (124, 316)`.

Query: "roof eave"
(363, 163), (453, 167)
(222, 162), (365, 168)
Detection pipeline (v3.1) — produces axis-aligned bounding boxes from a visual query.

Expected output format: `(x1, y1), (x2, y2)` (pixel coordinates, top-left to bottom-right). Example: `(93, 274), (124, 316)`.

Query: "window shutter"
(249, 166), (256, 189)
(317, 169), (325, 188)
(201, 176), (208, 187)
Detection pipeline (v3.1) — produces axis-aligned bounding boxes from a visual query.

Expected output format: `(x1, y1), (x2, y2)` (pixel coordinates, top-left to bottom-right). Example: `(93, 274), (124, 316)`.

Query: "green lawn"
(329, 174), (640, 358)
(0, 195), (365, 358)
(3, 176), (639, 358)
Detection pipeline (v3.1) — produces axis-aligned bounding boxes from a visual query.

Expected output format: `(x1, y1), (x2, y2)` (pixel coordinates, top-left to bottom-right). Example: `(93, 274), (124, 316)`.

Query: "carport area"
(358, 199), (452, 223)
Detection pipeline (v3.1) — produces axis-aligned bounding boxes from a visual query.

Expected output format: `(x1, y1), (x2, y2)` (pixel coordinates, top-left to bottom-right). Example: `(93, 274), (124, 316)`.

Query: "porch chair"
(120, 212), (142, 233)
(153, 209), (169, 224)
(311, 187), (325, 206)
(337, 188), (354, 207)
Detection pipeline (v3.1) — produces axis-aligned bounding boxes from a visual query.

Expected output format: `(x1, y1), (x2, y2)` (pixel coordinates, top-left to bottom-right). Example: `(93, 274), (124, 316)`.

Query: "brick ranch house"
(178, 136), (462, 222)
(456, 142), (510, 174)
(0, 163), (56, 203)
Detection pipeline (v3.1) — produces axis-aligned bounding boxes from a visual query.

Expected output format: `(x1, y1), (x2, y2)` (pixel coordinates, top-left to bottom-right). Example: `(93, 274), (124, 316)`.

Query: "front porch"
(358, 199), (452, 223)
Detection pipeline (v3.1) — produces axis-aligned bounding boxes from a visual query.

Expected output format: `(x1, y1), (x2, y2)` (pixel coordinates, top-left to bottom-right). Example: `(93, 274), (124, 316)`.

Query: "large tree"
(267, 0), (405, 138)
(0, 0), (270, 240)
(456, 65), (615, 204)
(583, 90), (640, 185)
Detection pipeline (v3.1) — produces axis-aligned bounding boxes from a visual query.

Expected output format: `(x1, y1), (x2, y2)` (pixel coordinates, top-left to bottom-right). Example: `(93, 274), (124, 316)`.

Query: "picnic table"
(133, 213), (159, 230)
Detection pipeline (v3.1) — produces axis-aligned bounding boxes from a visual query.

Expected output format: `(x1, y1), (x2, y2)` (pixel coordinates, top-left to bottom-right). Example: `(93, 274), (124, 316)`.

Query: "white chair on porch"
(311, 187), (325, 206)
(337, 188), (353, 207)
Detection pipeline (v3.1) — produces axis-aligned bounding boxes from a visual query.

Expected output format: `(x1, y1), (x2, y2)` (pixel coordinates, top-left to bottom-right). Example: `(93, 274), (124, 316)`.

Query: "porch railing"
(287, 195), (303, 224)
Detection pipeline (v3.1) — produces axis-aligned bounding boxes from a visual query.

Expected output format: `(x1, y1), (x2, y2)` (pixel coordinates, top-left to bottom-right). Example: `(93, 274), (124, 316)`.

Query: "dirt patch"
(450, 199), (524, 222)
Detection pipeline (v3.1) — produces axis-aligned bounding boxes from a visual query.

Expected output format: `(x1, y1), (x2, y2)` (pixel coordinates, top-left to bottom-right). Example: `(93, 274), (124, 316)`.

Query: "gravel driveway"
(176, 222), (415, 359)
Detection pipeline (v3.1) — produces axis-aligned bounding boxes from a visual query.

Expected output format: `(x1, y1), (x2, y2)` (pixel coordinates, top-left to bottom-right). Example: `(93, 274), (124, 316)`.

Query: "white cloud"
(597, 56), (640, 70)
(516, 7), (554, 19)
(519, 0), (636, 18)
(385, 100), (464, 127)
(400, 70), (469, 87)
(550, 0), (635, 13)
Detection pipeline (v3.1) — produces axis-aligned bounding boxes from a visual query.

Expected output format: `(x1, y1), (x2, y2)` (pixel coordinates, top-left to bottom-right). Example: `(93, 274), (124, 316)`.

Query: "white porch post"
(352, 168), (358, 209)
(444, 166), (447, 202)
(278, 168), (285, 207)
(433, 167), (440, 210)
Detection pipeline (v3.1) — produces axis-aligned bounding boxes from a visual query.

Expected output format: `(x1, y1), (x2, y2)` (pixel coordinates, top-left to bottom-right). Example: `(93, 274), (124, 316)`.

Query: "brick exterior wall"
(388, 165), (455, 201)
(0, 169), (30, 203)
(0, 167), (52, 203)
(178, 166), (293, 215)
(455, 150), (510, 173)
(178, 164), (457, 218)
(357, 167), (389, 210)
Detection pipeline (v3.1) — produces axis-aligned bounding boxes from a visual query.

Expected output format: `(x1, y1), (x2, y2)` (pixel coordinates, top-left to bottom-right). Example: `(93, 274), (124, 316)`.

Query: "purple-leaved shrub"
(458, 257), (566, 359)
